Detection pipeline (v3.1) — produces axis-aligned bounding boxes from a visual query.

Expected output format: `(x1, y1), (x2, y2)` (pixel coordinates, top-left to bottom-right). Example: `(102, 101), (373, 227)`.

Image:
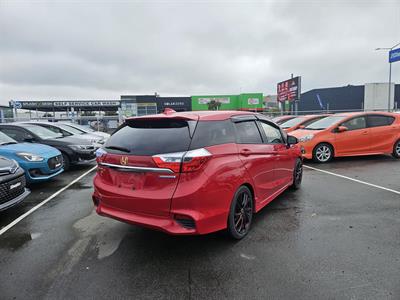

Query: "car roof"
(129, 110), (259, 121)
(333, 111), (398, 117)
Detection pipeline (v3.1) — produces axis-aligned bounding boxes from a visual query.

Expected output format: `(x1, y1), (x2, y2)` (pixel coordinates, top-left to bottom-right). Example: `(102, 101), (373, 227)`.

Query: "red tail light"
(152, 148), (212, 173)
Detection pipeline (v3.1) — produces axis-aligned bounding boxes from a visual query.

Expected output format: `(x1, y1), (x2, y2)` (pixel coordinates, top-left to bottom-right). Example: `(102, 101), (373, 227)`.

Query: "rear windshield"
(104, 119), (192, 155)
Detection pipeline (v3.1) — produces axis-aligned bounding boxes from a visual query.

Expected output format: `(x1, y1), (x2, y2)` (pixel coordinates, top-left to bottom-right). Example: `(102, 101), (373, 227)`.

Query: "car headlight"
(94, 139), (105, 144)
(68, 145), (93, 151)
(17, 152), (44, 162)
(298, 134), (314, 142)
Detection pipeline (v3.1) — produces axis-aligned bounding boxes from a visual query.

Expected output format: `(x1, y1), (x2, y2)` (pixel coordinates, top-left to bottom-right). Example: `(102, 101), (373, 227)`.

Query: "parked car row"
(277, 111), (400, 163)
(92, 109), (399, 239)
(0, 122), (110, 211)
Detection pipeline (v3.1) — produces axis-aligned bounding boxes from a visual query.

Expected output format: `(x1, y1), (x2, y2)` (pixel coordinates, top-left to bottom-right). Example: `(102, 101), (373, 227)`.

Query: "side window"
(60, 129), (72, 136)
(234, 121), (263, 144)
(0, 128), (29, 142)
(44, 126), (61, 134)
(367, 115), (395, 128)
(341, 117), (366, 131)
(190, 120), (235, 149)
(259, 121), (283, 144)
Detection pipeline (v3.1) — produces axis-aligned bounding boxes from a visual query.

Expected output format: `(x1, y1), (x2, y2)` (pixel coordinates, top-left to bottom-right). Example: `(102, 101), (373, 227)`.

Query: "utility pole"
(376, 42), (400, 111)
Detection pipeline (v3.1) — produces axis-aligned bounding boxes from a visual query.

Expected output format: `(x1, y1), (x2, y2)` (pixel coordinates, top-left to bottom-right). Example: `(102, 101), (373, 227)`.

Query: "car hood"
(90, 131), (110, 139)
(0, 143), (60, 156)
(47, 136), (93, 146)
(290, 129), (324, 138)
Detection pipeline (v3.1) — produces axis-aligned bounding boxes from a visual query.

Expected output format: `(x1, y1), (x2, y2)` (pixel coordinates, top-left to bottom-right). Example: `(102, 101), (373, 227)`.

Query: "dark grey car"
(0, 156), (30, 211)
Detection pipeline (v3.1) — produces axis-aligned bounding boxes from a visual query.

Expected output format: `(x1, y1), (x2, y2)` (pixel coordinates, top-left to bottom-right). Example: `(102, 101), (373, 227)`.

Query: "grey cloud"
(0, 0), (399, 104)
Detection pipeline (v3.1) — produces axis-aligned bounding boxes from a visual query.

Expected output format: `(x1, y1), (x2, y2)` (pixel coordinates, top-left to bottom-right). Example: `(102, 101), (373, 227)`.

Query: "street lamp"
(375, 42), (400, 111)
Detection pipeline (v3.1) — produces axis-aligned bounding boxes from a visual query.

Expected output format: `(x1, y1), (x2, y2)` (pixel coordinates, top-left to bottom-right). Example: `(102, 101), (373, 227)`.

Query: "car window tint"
(190, 120), (235, 149)
(234, 121), (262, 144)
(105, 119), (191, 156)
(0, 128), (28, 142)
(341, 117), (366, 131)
(259, 121), (283, 144)
(367, 115), (395, 127)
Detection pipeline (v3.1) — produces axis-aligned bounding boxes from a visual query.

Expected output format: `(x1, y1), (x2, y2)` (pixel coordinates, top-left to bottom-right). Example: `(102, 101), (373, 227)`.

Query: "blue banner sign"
(389, 48), (400, 63)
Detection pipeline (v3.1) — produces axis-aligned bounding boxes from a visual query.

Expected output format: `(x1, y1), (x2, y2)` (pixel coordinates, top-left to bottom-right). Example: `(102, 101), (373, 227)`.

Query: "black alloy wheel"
(228, 186), (253, 239)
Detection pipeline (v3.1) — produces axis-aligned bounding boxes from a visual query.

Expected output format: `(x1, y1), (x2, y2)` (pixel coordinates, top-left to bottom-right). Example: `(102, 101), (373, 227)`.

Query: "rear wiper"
(105, 145), (130, 153)
(0, 142), (17, 145)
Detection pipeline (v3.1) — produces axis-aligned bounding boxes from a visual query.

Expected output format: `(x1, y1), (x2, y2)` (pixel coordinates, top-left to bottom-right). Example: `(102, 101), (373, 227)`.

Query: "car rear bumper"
(92, 186), (227, 235)
(94, 200), (198, 235)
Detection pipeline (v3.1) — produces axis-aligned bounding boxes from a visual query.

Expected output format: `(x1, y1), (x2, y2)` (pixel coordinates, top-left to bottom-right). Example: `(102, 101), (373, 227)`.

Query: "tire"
(312, 143), (334, 163)
(62, 152), (71, 171)
(227, 186), (253, 240)
(392, 139), (400, 158)
(291, 159), (303, 189)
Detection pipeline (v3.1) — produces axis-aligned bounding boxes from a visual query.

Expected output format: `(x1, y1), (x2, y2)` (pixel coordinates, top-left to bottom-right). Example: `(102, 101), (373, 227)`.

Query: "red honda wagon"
(93, 110), (302, 239)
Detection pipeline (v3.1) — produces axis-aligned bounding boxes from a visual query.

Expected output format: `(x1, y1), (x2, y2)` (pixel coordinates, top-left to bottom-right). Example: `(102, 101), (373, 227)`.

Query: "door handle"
(362, 131), (368, 135)
(240, 149), (252, 156)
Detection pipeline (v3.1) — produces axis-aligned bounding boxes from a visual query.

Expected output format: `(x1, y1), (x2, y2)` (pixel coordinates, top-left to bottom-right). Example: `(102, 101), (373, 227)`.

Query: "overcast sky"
(0, 0), (399, 105)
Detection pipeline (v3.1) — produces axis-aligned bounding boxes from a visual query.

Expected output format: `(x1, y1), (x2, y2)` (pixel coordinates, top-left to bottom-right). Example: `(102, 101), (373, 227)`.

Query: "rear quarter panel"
(170, 143), (252, 234)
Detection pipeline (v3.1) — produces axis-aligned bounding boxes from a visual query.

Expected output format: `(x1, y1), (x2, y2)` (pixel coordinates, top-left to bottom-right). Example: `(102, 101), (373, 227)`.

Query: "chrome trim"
(99, 162), (174, 174)
(159, 175), (177, 179)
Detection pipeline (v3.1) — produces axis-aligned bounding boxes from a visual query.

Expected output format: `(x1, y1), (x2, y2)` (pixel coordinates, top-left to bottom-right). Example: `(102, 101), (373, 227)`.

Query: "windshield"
(0, 131), (17, 145)
(64, 123), (94, 133)
(304, 116), (347, 130)
(26, 125), (63, 140)
(56, 124), (85, 135)
(280, 117), (306, 128)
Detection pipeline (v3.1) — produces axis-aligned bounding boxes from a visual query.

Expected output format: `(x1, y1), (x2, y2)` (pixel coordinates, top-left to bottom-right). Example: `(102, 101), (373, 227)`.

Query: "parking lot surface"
(0, 156), (399, 299)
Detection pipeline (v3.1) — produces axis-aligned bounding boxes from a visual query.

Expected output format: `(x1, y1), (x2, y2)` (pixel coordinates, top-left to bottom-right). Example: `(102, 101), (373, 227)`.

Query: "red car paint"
(93, 110), (302, 235)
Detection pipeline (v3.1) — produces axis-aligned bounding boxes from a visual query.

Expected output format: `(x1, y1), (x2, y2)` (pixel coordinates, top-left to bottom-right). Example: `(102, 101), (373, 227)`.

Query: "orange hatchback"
(290, 112), (400, 163)
(280, 114), (329, 133)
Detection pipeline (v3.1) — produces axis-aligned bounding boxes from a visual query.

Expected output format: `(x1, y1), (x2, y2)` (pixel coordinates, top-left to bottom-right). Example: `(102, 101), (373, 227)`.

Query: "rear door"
(233, 119), (277, 203)
(334, 116), (370, 155)
(97, 118), (195, 217)
(366, 114), (396, 153)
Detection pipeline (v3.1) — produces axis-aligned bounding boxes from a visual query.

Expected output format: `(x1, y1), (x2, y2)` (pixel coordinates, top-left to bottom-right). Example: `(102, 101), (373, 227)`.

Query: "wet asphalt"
(0, 156), (399, 299)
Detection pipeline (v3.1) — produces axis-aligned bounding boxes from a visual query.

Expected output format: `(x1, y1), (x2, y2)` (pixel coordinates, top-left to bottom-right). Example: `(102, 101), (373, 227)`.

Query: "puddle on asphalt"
(73, 210), (127, 260)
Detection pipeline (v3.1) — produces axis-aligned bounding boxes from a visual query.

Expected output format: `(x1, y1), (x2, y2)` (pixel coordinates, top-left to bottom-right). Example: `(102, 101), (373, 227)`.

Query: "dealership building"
(8, 92), (264, 118)
(6, 83), (399, 120)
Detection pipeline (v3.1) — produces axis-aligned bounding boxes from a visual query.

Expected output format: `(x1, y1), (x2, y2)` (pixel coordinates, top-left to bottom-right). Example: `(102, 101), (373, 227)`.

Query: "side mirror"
(287, 135), (298, 145)
(298, 125), (305, 129)
(337, 126), (348, 133)
(24, 136), (35, 143)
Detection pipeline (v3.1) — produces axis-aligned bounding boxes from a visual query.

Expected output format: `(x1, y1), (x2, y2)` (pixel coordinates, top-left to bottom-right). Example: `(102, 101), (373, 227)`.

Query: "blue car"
(0, 131), (64, 183)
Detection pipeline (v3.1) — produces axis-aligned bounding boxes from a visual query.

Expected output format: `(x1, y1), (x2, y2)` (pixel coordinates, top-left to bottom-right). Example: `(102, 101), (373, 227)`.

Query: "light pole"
(376, 42), (400, 111)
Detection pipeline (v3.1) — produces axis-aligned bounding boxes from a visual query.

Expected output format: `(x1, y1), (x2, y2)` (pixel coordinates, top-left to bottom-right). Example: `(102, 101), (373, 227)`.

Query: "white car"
(61, 122), (110, 140)
(22, 122), (105, 148)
